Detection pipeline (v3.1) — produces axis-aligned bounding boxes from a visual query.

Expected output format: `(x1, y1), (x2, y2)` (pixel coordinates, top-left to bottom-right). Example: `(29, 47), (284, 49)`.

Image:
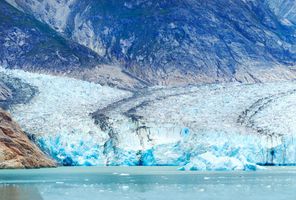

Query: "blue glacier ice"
(37, 133), (106, 166)
(140, 149), (156, 166)
(4, 67), (296, 171)
(35, 130), (296, 170)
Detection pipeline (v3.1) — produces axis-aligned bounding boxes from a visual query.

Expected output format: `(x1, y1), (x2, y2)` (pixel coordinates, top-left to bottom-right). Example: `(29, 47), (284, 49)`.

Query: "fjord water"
(0, 167), (296, 200)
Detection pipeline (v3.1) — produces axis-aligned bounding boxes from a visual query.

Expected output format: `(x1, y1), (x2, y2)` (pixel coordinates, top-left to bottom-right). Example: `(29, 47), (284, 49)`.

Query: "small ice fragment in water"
(121, 185), (129, 190)
(119, 173), (130, 176)
(178, 166), (185, 171)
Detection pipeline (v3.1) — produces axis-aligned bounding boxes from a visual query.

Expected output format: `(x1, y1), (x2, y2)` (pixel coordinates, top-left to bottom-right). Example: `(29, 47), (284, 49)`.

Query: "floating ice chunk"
(198, 152), (245, 170)
(119, 173), (130, 176)
(121, 185), (129, 190)
(183, 158), (206, 171)
(182, 152), (258, 171)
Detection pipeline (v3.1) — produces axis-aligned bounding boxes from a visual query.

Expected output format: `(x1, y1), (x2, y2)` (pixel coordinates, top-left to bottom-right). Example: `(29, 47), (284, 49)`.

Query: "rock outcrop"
(0, 82), (11, 101)
(0, 1), (103, 76)
(0, 109), (56, 168)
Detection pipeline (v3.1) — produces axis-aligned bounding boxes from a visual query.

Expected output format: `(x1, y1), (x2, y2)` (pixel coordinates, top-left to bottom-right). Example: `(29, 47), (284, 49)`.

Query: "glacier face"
(90, 81), (296, 168)
(3, 67), (296, 170)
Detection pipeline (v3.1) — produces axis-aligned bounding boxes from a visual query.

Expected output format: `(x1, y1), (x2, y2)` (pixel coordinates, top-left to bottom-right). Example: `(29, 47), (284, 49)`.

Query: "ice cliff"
(2, 67), (296, 170)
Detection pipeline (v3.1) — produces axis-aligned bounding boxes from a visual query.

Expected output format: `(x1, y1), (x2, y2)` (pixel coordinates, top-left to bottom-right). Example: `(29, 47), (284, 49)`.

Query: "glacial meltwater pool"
(0, 167), (296, 200)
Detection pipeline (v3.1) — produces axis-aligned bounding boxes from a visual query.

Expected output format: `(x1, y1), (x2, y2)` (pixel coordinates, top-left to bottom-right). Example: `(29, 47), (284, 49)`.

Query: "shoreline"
(0, 165), (295, 173)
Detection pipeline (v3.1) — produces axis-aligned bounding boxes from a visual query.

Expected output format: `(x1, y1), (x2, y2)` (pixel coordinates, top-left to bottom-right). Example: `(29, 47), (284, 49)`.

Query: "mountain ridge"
(3, 0), (296, 87)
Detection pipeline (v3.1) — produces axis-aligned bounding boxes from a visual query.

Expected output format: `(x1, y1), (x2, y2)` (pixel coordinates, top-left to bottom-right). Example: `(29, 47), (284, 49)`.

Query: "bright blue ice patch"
(181, 128), (190, 137)
(37, 134), (105, 166)
(33, 130), (296, 171)
(140, 149), (156, 166)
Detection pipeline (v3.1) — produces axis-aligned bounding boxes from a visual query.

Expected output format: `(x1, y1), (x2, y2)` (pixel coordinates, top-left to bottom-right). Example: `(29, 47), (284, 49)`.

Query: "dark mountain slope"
(4, 0), (296, 85)
(266, 0), (296, 26)
(0, 0), (103, 73)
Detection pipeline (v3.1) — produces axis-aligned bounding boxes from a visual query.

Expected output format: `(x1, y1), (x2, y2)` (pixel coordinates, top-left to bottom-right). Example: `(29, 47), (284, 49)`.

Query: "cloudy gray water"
(0, 167), (296, 200)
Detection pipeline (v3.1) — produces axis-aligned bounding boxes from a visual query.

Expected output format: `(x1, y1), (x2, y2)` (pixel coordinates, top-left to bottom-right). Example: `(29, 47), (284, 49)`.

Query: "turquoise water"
(0, 167), (296, 200)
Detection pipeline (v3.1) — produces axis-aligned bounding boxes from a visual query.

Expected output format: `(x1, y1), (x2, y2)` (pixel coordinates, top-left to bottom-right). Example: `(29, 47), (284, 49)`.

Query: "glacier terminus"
(2, 67), (296, 170)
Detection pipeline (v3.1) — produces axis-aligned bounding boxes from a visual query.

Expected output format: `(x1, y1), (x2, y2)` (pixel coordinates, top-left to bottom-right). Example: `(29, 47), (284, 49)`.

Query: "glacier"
(0, 67), (130, 140)
(33, 129), (296, 170)
(2, 67), (296, 170)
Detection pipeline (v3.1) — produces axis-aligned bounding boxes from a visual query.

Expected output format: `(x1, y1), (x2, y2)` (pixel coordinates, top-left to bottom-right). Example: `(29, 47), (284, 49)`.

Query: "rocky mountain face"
(0, 1), (149, 89)
(4, 0), (296, 86)
(0, 75), (55, 168)
(267, 0), (296, 26)
(0, 1), (104, 77)
(0, 108), (56, 168)
(0, 73), (37, 109)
